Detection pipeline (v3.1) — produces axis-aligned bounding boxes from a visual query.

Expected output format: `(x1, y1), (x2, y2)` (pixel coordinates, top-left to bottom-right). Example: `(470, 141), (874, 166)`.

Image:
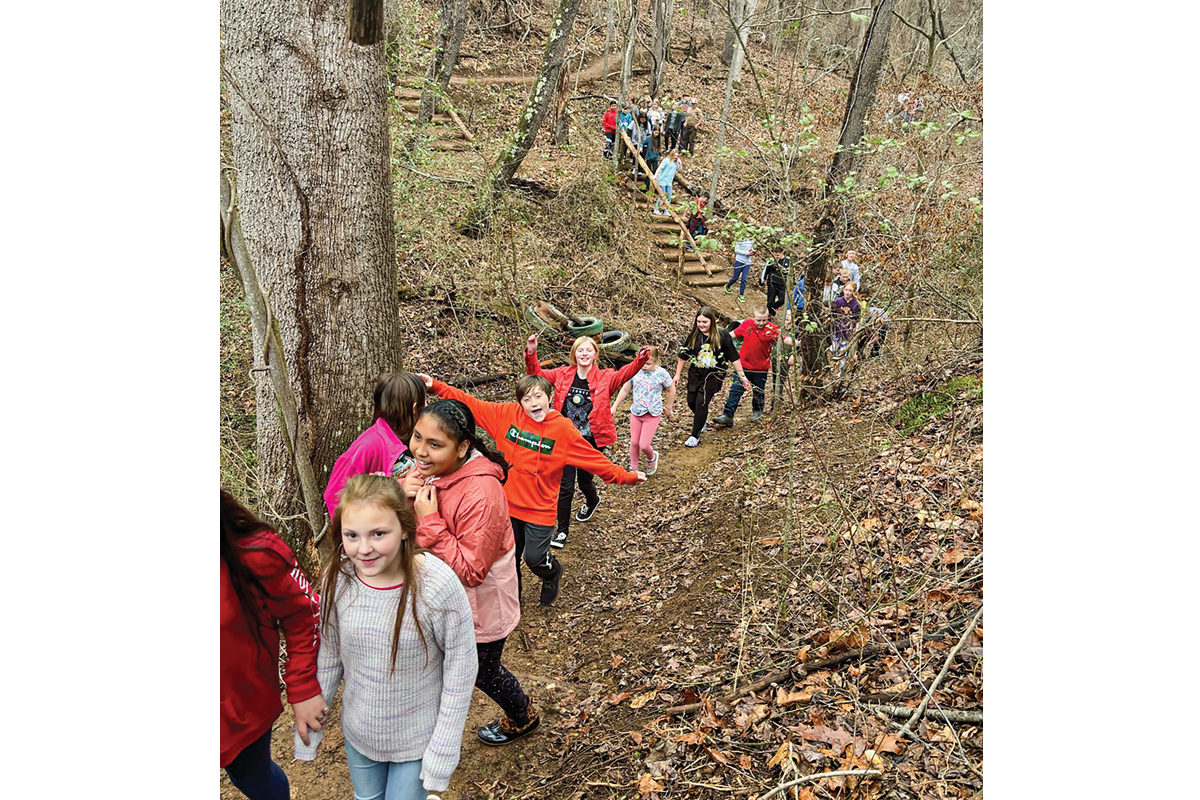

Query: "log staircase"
(628, 192), (728, 290)
(393, 86), (475, 153)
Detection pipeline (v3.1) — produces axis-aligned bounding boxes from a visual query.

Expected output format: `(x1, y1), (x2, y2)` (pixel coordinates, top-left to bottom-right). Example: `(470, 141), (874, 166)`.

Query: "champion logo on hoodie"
(505, 425), (556, 454)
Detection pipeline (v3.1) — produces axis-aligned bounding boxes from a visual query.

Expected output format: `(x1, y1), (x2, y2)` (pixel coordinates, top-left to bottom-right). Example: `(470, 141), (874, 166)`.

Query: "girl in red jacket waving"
(525, 333), (650, 549)
(221, 489), (324, 800)
(404, 398), (539, 746)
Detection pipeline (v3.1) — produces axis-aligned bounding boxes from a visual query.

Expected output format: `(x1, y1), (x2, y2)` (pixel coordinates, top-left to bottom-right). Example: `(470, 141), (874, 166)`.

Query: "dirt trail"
(220, 394), (869, 799)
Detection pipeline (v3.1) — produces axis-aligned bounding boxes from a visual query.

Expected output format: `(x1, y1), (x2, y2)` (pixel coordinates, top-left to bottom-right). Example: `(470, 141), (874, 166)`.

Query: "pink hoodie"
(414, 451), (520, 643)
(323, 418), (408, 518)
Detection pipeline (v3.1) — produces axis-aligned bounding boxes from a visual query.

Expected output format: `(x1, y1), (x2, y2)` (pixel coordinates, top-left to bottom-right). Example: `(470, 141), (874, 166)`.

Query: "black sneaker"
(712, 413), (734, 428)
(477, 707), (541, 746)
(540, 570), (562, 606)
(575, 496), (601, 522)
(549, 530), (568, 549)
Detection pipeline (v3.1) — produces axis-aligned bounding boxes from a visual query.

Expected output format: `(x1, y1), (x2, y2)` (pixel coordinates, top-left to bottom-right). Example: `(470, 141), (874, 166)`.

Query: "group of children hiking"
(602, 94), (702, 218)
(221, 271), (891, 798)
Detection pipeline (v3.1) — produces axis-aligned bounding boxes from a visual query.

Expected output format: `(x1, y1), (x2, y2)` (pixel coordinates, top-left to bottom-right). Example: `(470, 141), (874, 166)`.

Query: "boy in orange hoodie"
(417, 373), (647, 605)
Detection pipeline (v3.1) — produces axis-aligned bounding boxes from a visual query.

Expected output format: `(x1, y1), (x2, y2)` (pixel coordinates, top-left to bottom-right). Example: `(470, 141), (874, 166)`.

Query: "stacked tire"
(526, 302), (635, 355)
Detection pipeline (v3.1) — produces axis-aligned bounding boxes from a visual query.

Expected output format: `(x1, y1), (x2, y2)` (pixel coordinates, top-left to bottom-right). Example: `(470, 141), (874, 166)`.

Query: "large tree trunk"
(419, 0), (469, 124)
(707, 1), (747, 205)
(721, 0), (743, 66)
(649, 0), (674, 98)
(459, 0), (583, 236)
(799, 0), (896, 377)
(602, 0), (615, 85)
(614, 0), (639, 164)
(221, 0), (401, 566)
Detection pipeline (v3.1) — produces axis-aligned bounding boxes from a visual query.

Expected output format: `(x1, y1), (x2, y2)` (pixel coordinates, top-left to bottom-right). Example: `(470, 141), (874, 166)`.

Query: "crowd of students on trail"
(602, 94), (704, 219)
(220, 255), (891, 799)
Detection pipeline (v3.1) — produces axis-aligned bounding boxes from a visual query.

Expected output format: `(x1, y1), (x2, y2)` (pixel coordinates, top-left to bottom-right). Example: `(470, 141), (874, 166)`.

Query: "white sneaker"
(645, 452), (658, 475)
(685, 436), (699, 448)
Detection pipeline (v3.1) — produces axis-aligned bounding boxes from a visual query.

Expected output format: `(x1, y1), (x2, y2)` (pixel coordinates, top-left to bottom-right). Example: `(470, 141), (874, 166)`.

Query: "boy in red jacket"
(602, 100), (618, 160)
(712, 307), (794, 426)
(417, 373), (646, 606)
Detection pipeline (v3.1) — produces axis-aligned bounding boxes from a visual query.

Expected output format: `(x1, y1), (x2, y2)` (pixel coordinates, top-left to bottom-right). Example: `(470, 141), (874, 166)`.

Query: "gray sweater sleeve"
(418, 562), (480, 791)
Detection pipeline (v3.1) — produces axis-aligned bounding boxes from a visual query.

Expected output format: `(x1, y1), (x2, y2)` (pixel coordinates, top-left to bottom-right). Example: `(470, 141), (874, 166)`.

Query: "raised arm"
(423, 375), (512, 445)
(608, 346), (650, 393)
(523, 333), (547, 377)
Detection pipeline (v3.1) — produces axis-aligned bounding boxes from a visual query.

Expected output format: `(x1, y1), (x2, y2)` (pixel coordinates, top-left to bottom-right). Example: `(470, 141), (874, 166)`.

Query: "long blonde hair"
(321, 474), (428, 671)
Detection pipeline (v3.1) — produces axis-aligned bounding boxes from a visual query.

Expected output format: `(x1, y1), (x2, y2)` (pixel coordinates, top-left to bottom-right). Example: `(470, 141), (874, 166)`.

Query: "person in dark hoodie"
(759, 247), (790, 318)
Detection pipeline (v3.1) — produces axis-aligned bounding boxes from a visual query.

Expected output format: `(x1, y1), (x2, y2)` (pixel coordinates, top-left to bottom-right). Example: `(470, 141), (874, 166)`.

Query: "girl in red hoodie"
(220, 489), (324, 800)
(404, 399), (539, 746)
(416, 372), (646, 606)
(524, 333), (650, 549)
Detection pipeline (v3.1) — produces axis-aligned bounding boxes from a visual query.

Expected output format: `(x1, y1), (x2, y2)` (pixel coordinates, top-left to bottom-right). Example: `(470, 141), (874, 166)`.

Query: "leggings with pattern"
(476, 637), (531, 725)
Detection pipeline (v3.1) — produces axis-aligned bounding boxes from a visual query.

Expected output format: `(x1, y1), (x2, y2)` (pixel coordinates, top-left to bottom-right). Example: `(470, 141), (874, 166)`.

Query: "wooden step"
(393, 88), (423, 100)
(402, 119), (465, 138)
(682, 263), (715, 275)
(684, 276), (730, 288)
(428, 140), (471, 151)
(660, 249), (703, 261)
(399, 104), (457, 123)
(647, 221), (680, 231)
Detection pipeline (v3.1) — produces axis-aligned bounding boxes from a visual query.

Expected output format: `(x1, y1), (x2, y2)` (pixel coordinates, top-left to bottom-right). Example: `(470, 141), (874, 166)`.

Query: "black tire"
(525, 306), (554, 334)
(598, 329), (631, 352)
(566, 315), (604, 337)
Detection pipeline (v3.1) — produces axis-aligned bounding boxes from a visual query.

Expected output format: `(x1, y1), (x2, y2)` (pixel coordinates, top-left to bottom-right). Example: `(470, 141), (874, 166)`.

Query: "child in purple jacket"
(830, 282), (862, 376)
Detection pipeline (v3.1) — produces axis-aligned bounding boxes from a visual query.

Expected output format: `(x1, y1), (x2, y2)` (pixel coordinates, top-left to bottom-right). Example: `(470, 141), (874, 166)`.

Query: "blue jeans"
(654, 181), (673, 213)
(344, 740), (427, 800)
(726, 260), (751, 294)
(224, 729), (290, 800)
(724, 370), (768, 415)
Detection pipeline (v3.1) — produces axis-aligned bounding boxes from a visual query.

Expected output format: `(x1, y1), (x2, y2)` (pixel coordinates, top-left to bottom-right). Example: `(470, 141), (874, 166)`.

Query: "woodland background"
(2, 3), (1193, 800)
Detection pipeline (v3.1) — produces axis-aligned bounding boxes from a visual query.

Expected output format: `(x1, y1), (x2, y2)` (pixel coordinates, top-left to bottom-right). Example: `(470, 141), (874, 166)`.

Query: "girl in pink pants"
(610, 347), (676, 475)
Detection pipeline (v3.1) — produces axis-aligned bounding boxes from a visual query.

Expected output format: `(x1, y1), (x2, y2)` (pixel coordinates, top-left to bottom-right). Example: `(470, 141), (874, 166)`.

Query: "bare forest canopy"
(220, 0), (982, 798)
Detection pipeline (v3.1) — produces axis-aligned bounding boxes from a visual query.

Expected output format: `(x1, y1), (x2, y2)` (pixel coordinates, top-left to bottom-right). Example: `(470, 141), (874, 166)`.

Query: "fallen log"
(863, 704), (982, 725)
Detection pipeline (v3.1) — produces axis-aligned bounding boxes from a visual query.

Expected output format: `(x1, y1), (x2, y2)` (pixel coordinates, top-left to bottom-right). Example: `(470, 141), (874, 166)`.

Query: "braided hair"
(419, 399), (510, 483)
